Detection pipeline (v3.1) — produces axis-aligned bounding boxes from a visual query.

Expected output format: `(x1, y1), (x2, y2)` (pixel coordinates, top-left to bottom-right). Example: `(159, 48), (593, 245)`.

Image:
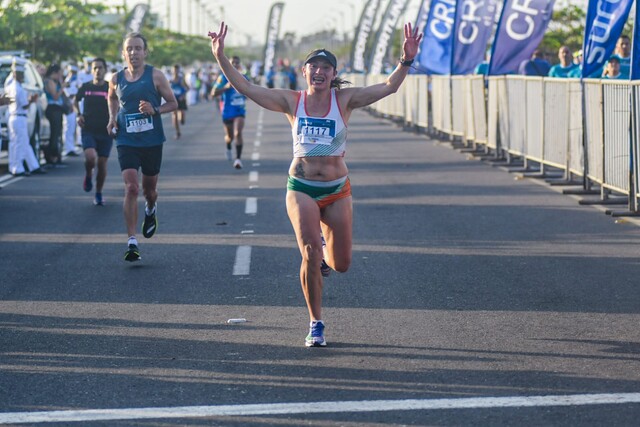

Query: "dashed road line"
(245, 197), (257, 215)
(232, 245), (252, 275)
(233, 110), (263, 277)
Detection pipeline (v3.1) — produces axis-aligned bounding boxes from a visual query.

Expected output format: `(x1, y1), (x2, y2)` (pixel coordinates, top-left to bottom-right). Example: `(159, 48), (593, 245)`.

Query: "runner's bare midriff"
(288, 157), (349, 181)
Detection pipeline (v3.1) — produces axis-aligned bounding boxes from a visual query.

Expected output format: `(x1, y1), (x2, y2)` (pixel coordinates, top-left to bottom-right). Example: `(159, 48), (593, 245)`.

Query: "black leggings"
(45, 104), (64, 163)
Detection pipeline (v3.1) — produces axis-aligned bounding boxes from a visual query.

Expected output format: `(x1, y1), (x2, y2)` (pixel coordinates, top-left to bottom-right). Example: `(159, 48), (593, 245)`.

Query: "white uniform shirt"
(64, 73), (80, 97)
(5, 76), (27, 116)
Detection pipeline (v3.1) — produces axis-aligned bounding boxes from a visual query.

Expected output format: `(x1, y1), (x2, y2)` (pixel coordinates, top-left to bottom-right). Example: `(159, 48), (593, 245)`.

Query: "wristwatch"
(153, 106), (160, 115)
(400, 57), (414, 67)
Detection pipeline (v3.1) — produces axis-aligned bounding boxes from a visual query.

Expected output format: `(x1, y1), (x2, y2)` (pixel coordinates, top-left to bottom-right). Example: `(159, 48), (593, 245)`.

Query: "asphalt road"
(0, 98), (639, 426)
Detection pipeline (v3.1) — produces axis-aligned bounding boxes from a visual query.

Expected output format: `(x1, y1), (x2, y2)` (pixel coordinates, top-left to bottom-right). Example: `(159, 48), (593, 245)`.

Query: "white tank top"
(291, 89), (347, 157)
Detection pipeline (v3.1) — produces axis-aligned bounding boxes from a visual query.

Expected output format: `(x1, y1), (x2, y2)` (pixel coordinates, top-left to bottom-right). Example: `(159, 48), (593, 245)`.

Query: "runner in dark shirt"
(75, 57), (112, 206)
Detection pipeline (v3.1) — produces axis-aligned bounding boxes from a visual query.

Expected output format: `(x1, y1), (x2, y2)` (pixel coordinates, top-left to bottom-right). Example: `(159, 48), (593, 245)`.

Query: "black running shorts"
(117, 144), (163, 176)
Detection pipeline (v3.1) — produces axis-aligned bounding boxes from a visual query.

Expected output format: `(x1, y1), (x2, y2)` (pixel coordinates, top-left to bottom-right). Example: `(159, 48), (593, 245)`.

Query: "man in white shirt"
(5, 60), (45, 176)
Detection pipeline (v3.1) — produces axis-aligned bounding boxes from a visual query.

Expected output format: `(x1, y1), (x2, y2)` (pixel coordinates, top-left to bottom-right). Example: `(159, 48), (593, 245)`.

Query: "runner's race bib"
(125, 113), (153, 133)
(298, 118), (335, 145)
(230, 94), (245, 107)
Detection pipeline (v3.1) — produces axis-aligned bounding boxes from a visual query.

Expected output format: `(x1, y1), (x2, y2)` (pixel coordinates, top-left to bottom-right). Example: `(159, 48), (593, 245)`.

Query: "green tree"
(0, 0), (117, 64)
(141, 27), (215, 67)
(540, 4), (633, 63)
(0, 0), (220, 67)
(540, 5), (587, 61)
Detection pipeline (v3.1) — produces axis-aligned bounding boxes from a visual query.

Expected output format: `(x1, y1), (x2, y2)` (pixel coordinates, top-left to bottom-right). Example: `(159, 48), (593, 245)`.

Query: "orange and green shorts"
(287, 175), (351, 209)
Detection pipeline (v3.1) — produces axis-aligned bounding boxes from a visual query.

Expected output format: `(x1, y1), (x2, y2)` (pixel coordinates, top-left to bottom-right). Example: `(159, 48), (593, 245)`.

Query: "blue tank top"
(215, 74), (247, 120)
(45, 79), (63, 106)
(171, 79), (186, 97)
(115, 65), (165, 147)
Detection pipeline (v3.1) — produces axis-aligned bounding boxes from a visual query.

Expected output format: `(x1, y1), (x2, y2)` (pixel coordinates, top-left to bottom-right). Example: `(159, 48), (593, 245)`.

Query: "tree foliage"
(535, 4), (633, 63)
(541, 5), (587, 58)
(0, 0), (117, 63)
(0, 0), (214, 67)
(141, 27), (215, 67)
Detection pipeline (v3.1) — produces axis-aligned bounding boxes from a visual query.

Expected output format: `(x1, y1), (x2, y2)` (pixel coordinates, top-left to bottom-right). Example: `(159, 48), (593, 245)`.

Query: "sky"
(98, 0), (422, 46)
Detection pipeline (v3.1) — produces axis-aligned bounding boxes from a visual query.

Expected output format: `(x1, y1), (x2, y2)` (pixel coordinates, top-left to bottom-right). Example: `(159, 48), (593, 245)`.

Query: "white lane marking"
(254, 139), (261, 147)
(245, 197), (257, 215)
(249, 171), (258, 182)
(232, 245), (251, 275)
(0, 174), (24, 187)
(251, 152), (260, 161)
(0, 393), (639, 424)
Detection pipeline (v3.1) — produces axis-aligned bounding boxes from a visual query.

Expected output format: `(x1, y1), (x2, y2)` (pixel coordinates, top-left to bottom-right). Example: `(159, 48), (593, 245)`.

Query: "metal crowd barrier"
(487, 77), (500, 151)
(504, 76), (527, 159)
(542, 78), (570, 171)
(430, 75), (446, 135)
(451, 76), (465, 139)
(634, 86), (640, 209)
(340, 71), (640, 212)
(602, 80), (633, 194)
(416, 75), (430, 130)
(403, 75), (419, 127)
(525, 77), (544, 165)
(469, 75), (488, 146)
(567, 80), (584, 179)
(583, 79), (604, 186)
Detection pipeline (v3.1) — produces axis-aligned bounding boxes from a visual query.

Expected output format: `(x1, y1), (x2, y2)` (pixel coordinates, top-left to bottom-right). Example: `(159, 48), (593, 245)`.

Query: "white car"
(0, 53), (50, 159)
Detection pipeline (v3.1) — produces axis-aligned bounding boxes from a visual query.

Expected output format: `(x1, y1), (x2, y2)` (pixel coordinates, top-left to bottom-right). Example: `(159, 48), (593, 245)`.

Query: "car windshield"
(0, 65), (11, 88)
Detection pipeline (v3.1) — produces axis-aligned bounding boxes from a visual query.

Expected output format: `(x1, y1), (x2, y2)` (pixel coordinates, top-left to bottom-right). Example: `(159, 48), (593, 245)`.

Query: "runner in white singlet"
(209, 22), (422, 347)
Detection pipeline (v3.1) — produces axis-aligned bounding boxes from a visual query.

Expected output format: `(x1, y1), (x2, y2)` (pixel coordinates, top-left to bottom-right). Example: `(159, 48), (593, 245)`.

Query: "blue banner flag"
(417, 0), (499, 75)
(582, 0), (634, 78)
(488, 0), (555, 75)
(452, 0), (499, 74)
(633, 4), (640, 80)
(418, 0), (456, 74)
(410, 0), (431, 73)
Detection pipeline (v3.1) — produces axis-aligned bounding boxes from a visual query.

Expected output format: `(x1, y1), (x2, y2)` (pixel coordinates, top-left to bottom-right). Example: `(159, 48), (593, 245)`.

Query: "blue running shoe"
(93, 193), (104, 206)
(305, 320), (326, 347)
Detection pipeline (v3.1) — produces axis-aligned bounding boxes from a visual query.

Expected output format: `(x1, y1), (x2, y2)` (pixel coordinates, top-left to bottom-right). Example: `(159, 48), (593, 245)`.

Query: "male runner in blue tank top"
(107, 32), (178, 262)
(212, 56), (248, 169)
(209, 22), (422, 347)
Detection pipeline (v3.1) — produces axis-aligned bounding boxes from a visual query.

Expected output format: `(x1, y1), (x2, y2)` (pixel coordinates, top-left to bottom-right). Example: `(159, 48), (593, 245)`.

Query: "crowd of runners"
(3, 21), (422, 347)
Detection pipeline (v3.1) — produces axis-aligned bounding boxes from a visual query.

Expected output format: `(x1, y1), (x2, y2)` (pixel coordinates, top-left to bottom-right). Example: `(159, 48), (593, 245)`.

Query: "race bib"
(230, 95), (245, 107)
(125, 113), (153, 133)
(298, 118), (335, 145)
